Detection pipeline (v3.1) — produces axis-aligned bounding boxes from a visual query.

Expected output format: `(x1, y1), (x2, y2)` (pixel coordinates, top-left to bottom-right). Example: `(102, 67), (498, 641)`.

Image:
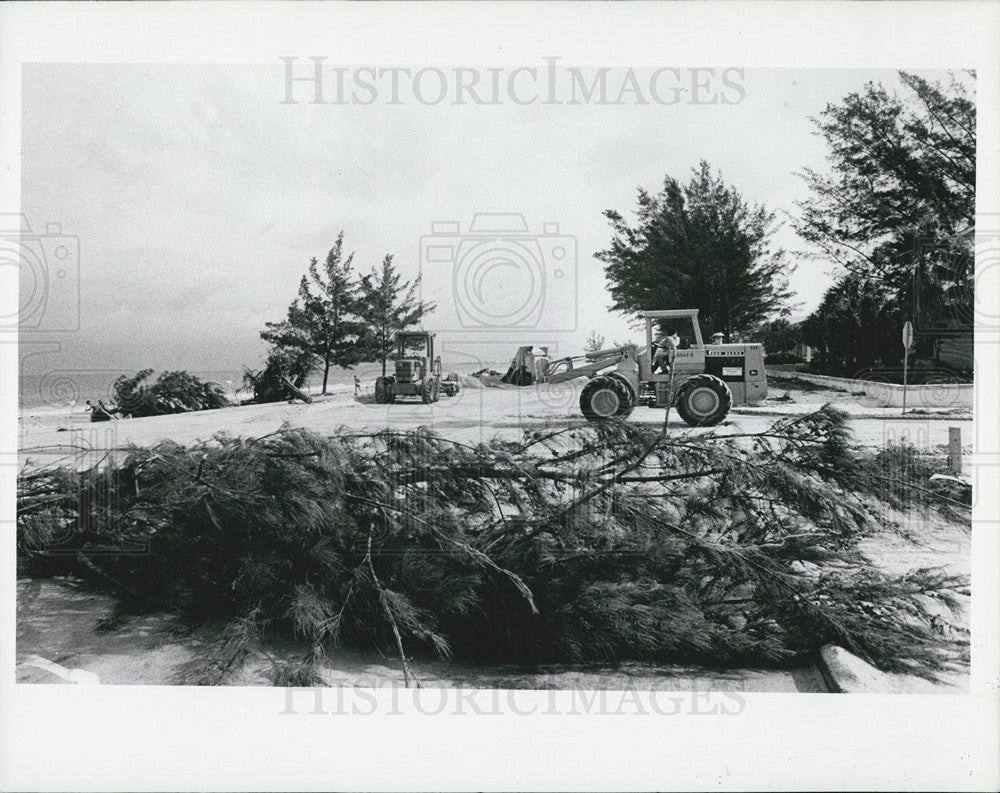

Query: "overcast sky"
(18, 64), (946, 372)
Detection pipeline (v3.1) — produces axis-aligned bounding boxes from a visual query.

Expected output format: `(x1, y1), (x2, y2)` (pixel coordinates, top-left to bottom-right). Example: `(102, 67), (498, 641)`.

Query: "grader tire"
(375, 377), (395, 404)
(421, 380), (435, 404)
(675, 374), (732, 427)
(580, 376), (634, 422)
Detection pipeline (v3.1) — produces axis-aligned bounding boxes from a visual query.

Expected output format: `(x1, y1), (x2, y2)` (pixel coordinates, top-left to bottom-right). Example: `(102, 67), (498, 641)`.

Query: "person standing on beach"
(354, 375), (361, 396)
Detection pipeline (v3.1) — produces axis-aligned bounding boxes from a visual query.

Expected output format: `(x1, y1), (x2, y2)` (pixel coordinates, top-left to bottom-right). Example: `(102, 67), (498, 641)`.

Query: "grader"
(374, 331), (447, 404)
(502, 310), (767, 426)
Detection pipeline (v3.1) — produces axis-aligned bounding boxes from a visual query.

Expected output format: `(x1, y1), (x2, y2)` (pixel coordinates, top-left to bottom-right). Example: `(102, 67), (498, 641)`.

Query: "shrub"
(765, 352), (804, 365)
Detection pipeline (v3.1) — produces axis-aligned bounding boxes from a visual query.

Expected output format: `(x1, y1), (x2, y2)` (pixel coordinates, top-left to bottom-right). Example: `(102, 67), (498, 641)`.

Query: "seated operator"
(652, 329), (681, 374)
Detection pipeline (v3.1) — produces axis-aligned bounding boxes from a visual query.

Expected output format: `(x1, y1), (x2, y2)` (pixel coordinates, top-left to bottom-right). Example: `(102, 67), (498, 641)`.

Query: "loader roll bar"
(643, 309), (704, 348)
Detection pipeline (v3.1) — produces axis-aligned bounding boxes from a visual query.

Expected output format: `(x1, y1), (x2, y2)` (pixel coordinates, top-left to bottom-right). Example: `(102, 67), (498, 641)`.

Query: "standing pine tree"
(357, 255), (435, 376)
(597, 161), (794, 341)
(262, 232), (365, 394)
(795, 71), (975, 361)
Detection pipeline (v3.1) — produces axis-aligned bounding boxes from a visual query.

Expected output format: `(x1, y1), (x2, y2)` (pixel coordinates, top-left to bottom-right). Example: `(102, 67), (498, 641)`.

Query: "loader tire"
(580, 376), (634, 422)
(606, 374), (636, 418)
(675, 374), (732, 427)
(375, 377), (395, 404)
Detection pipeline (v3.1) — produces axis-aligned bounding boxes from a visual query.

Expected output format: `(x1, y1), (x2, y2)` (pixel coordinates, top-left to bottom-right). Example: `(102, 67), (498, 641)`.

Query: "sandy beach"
(18, 374), (974, 472)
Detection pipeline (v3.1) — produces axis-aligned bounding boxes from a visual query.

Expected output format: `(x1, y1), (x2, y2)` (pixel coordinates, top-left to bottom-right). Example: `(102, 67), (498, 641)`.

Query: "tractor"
(374, 331), (445, 404)
(504, 309), (767, 426)
(440, 372), (462, 397)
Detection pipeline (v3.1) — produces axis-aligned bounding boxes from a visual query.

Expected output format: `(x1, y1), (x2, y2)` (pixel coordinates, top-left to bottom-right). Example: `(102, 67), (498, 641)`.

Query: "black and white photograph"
(2, 3), (998, 791)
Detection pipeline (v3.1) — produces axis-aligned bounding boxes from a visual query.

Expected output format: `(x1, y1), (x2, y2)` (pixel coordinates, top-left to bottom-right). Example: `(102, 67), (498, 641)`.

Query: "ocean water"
(18, 359), (509, 412)
(18, 366), (367, 411)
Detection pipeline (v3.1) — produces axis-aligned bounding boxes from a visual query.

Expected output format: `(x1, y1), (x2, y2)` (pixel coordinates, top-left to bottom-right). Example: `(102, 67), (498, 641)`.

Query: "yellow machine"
(374, 331), (445, 404)
(502, 310), (767, 426)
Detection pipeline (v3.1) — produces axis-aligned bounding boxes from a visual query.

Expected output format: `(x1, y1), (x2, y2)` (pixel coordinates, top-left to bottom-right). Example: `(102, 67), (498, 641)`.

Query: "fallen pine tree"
(17, 406), (969, 685)
(110, 369), (232, 417)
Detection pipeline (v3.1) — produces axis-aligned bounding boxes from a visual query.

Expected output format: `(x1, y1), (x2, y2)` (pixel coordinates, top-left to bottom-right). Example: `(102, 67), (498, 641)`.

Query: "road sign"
(902, 320), (914, 350)
(902, 321), (913, 414)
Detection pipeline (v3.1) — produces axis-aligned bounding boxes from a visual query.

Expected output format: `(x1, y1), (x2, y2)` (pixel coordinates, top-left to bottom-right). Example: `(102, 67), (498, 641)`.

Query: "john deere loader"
(503, 310), (767, 426)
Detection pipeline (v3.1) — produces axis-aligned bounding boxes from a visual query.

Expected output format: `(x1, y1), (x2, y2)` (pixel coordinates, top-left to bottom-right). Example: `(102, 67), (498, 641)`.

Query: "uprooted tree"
(18, 408), (968, 686)
(111, 369), (231, 417)
(242, 345), (316, 404)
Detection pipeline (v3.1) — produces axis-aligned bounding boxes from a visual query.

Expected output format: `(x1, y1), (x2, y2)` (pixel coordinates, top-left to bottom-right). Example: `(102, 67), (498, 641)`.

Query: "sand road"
(18, 377), (973, 471)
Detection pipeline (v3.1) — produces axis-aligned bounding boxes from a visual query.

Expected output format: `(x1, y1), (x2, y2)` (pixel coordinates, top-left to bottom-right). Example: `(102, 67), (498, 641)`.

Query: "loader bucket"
(501, 346), (535, 386)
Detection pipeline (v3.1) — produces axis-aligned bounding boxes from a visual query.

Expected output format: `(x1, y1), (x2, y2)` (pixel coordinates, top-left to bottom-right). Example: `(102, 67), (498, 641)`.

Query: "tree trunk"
(322, 363), (330, 394)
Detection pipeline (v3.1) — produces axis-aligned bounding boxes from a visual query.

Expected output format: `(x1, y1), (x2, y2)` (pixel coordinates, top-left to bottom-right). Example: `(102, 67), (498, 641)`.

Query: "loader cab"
(393, 331), (441, 384)
(397, 332), (432, 358)
(641, 309), (767, 407)
(643, 309), (704, 375)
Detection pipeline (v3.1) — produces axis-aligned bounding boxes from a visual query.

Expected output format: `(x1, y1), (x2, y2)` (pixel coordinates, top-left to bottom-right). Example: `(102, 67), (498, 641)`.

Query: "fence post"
(947, 427), (962, 474)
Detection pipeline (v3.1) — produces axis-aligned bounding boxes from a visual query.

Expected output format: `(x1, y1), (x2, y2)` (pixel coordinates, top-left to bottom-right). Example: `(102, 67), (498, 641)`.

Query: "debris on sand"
(465, 368), (506, 388)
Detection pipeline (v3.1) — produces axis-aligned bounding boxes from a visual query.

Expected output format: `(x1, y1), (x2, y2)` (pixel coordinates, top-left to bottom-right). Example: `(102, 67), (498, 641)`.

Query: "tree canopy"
(583, 330), (606, 352)
(801, 273), (904, 373)
(358, 254), (434, 377)
(261, 232), (366, 394)
(755, 317), (802, 357)
(796, 71), (975, 366)
(597, 161), (793, 341)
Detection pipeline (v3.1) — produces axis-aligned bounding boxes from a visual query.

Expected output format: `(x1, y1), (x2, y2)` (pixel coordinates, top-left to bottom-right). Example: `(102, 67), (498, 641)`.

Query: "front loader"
(374, 331), (446, 404)
(508, 310), (767, 426)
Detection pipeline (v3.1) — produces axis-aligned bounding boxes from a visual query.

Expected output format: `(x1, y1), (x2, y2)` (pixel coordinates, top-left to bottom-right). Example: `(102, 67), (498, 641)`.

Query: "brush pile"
(242, 347), (315, 404)
(17, 407), (968, 685)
